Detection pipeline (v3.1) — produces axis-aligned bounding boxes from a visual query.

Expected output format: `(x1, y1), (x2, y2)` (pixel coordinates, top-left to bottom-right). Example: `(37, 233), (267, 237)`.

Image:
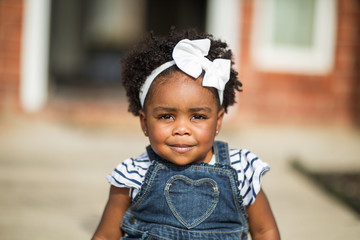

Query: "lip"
(169, 144), (195, 153)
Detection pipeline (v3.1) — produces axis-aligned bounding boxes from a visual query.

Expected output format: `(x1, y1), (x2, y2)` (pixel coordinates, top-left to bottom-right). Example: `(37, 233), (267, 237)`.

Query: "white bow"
(172, 39), (231, 104)
(139, 38), (231, 107)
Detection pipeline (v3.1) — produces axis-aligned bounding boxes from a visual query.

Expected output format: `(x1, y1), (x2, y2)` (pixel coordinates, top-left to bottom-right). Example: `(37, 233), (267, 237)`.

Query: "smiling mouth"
(169, 144), (195, 153)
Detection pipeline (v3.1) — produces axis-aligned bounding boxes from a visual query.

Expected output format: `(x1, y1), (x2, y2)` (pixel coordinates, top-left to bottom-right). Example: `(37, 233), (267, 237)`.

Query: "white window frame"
(21, 0), (51, 112)
(251, 0), (337, 75)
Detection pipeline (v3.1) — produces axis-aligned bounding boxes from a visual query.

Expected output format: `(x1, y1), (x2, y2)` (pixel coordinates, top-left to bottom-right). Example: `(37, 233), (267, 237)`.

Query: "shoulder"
(107, 152), (151, 189)
(228, 148), (270, 206)
(229, 148), (268, 172)
(120, 152), (151, 171)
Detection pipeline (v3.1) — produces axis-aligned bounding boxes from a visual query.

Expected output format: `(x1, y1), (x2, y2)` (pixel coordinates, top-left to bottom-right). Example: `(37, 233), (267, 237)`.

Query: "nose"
(172, 118), (191, 136)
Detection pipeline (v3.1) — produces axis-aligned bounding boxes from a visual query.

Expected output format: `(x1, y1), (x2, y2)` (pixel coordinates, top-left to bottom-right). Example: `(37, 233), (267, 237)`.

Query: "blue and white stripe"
(107, 148), (269, 206)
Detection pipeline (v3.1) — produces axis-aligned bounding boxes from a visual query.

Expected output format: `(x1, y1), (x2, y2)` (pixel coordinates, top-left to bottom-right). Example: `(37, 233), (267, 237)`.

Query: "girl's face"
(139, 71), (225, 165)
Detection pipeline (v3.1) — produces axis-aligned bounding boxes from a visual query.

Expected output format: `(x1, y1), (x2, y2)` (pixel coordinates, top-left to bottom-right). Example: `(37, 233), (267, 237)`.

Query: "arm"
(92, 186), (132, 240)
(246, 189), (280, 240)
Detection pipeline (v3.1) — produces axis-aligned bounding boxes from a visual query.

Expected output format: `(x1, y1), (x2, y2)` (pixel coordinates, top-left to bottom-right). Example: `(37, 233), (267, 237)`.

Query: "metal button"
(129, 217), (136, 225)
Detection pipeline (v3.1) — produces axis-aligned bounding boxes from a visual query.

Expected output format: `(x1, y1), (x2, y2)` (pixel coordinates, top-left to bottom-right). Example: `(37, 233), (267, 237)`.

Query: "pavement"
(0, 115), (360, 240)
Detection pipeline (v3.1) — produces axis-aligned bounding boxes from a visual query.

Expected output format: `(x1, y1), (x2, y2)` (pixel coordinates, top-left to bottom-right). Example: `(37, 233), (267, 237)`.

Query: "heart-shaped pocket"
(164, 175), (219, 229)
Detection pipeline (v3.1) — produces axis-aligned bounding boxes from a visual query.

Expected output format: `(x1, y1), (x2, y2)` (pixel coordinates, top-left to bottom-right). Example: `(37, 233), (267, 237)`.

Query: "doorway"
(48, 0), (207, 101)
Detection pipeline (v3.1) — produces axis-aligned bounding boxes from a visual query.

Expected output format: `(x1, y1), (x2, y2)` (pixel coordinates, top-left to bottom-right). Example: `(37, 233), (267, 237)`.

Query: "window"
(251, 0), (337, 74)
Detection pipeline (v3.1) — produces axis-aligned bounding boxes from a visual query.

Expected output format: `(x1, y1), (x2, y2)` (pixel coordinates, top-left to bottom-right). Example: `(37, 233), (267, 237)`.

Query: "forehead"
(146, 71), (219, 109)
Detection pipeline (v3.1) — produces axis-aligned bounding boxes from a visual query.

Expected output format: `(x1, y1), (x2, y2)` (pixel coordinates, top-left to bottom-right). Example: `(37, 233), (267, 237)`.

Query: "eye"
(159, 114), (174, 120)
(192, 114), (207, 120)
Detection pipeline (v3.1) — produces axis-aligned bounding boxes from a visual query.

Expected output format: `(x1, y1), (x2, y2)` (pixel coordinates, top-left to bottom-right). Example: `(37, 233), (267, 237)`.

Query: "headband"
(139, 38), (231, 107)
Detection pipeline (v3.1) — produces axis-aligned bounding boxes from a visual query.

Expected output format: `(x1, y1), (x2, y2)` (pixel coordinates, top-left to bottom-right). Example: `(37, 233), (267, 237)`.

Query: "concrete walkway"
(0, 116), (359, 239)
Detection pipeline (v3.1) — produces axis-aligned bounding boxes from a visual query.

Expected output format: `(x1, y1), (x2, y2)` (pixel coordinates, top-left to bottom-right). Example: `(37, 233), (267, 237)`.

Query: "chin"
(164, 157), (195, 166)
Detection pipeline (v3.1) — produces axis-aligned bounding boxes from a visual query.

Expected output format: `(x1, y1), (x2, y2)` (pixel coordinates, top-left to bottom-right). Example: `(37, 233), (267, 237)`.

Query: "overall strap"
(146, 145), (161, 162)
(213, 141), (230, 165)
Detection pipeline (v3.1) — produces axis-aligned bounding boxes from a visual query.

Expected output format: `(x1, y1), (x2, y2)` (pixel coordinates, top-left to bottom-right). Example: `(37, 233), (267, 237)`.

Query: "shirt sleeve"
(229, 149), (270, 206)
(106, 153), (150, 191)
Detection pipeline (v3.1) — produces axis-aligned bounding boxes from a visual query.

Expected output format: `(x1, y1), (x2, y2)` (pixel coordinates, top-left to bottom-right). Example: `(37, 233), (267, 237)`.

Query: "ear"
(139, 109), (148, 136)
(216, 108), (225, 135)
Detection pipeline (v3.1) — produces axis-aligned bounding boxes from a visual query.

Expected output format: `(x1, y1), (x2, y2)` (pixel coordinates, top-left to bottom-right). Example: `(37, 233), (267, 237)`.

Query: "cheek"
(194, 122), (217, 137)
(148, 124), (169, 140)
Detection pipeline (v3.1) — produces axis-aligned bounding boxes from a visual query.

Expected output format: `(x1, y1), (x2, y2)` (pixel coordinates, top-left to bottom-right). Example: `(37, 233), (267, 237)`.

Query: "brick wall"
(0, 0), (23, 114)
(342, 0), (360, 125)
(335, 0), (359, 125)
(238, 0), (360, 126)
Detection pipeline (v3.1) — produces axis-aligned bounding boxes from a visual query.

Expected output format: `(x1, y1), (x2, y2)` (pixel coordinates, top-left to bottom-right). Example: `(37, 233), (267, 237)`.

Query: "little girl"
(92, 28), (280, 240)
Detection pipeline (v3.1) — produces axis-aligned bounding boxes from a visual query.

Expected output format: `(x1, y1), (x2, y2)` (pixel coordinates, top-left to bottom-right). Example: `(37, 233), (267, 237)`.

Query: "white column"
(206, 0), (242, 118)
(206, 0), (241, 68)
(20, 0), (51, 113)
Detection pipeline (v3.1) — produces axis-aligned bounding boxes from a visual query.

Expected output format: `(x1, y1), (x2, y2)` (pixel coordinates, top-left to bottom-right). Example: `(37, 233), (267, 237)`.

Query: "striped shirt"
(107, 148), (270, 206)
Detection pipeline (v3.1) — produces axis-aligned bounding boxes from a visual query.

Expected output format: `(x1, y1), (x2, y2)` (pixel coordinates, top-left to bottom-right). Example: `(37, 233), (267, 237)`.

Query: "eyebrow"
(153, 107), (176, 113)
(152, 106), (213, 113)
(189, 107), (213, 113)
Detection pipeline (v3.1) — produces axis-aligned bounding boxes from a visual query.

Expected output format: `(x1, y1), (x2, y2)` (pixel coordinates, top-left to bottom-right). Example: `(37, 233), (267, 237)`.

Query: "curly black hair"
(121, 28), (242, 116)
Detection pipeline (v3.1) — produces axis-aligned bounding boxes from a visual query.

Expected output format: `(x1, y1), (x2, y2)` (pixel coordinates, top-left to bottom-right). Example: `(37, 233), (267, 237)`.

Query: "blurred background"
(0, 0), (359, 239)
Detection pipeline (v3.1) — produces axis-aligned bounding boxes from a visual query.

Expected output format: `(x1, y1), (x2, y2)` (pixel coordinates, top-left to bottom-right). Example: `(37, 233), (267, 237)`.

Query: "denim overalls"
(121, 141), (249, 239)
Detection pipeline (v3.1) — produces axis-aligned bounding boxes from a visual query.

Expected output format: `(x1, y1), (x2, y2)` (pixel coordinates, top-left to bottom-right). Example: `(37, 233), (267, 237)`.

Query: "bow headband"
(139, 38), (231, 107)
